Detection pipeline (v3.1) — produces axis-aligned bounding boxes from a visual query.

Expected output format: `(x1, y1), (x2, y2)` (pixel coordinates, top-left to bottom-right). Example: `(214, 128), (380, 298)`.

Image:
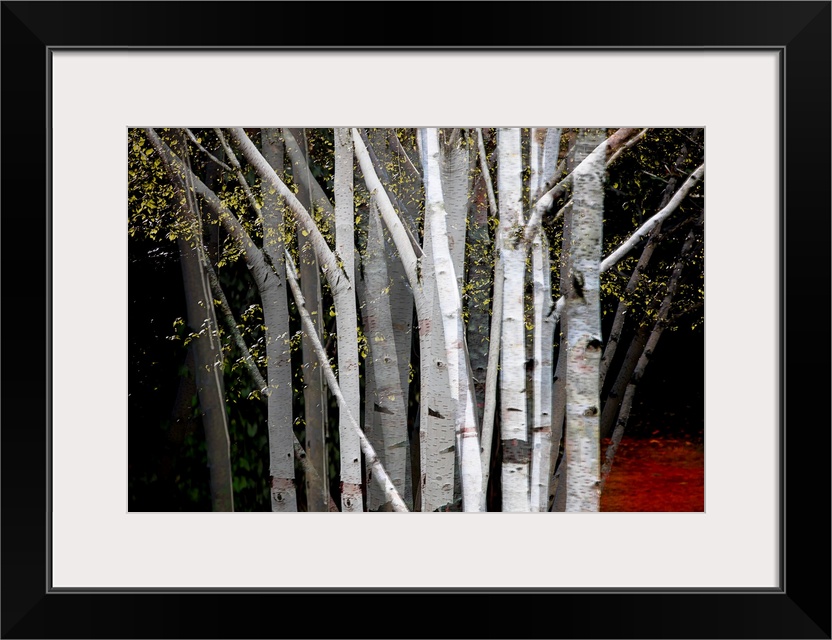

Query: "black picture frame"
(2, 2), (829, 638)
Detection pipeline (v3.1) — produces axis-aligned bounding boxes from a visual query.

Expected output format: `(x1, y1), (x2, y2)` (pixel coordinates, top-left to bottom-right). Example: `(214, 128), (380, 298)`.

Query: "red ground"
(599, 436), (704, 512)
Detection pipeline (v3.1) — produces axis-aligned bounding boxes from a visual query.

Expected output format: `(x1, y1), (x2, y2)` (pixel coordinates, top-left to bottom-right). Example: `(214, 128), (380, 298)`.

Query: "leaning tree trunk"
(177, 234), (235, 512)
(600, 218), (702, 491)
(599, 142), (691, 390)
(148, 130), (234, 512)
(564, 128), (606, 513)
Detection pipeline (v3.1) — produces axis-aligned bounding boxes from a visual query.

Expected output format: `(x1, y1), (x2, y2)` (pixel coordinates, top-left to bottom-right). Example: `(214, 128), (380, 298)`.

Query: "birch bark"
(360, 201), (408, 510)
(529, 128), (560, 511)
(564, 128), (606, 512)
(424, 129), (482, 512)
(333, 128), (363, 512)
(497, 127), (530, 512)
(259, 129), (301, 512)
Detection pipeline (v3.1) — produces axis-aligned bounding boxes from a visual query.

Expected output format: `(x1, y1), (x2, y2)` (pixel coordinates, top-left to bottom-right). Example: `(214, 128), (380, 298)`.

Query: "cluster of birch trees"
(128, 126), (704, 513)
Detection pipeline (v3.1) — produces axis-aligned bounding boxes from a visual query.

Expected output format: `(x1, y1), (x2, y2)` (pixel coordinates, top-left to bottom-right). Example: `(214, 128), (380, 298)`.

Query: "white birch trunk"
(367, 129), (416, 507)
(564, 129), (606, 512)
(439, 130), (470, 295)
(258, 129), (301, 512)
(360, 202), (409, 510)
(334, 128), (363, 512)
(424, 129), (482, 512)
(419, 170), (457, 512)
(529, 128), (560, 511)
(529, 234), (555, 512)
(286, 129), (330, 512)
(497, 127), (530, 512)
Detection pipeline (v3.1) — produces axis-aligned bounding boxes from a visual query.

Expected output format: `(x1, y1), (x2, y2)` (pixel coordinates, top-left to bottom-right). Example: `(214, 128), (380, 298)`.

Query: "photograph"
(128, 126), (705, 513)
(3, 0), (827, 634)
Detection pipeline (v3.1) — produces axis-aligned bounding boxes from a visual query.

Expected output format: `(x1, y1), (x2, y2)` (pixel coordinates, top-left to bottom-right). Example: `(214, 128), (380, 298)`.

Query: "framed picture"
(3, 1), (828, 638)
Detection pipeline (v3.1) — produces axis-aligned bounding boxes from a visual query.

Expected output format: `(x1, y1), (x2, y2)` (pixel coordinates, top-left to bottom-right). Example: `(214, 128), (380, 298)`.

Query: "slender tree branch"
(282, 128), (335, 223)
(600, 164), (704, 271)
(184, 128), (232, 172)
(388, 129), (422, 181)
(213, 128), (263, 223)
(607, 127), (649, 166)
(202, 257), (266, 391)
(475, 128), (498, 218)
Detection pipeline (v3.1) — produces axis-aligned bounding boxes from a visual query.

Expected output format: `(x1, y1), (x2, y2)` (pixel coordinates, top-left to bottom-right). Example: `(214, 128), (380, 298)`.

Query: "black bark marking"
(572, 273), (585, 299)
(428, 407), (445, 419)
(373, 403), (395, 415)
(502, 438), (531, 464)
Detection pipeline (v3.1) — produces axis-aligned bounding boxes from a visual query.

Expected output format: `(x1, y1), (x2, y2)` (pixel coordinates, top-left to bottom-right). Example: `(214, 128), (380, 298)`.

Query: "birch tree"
(497, 127), (531, 512)
(564, 128), (606, 512)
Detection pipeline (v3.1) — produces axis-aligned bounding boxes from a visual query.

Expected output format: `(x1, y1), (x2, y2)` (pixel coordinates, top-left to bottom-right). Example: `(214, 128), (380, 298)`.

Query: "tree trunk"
(425, 128), (482, 512)
(529, 128), (560, 511)
(367, 129), (415, 508)
(419, 181), (457, 512)
(287, 129), (331, 512)
(333, 127), (363, 512)
(260, 129), (299, 512)
(497, 127), (530, 512)
(564, 128), (606, 512)
(359, 202), (408, 510)
(145, 128), (235, 512)
(177, 235), (235, 512)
